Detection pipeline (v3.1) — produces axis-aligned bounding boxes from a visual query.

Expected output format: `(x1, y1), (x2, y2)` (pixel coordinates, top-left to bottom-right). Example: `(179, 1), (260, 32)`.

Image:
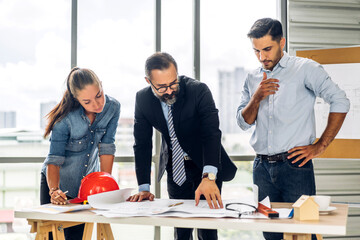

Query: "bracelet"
(49, 187), (59, 196)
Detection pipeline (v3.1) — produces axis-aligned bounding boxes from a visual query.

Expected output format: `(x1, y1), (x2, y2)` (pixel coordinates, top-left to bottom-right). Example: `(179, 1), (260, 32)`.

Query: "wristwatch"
(202, 172), (216, 181)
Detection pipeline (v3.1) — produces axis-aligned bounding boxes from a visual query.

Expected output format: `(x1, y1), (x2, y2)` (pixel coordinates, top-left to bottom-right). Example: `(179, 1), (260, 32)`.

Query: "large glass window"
(77, 0), (155, 156)
(162, 0), (194, 78)
(0, 1), (282, 239)
(0, 1), (71, 157)
(201, 4), (277, 237)
(201, 0), (277, 155)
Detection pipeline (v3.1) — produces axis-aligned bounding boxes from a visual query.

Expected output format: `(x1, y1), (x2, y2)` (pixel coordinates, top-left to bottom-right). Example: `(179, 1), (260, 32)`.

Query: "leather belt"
(256, 152), (289, 162)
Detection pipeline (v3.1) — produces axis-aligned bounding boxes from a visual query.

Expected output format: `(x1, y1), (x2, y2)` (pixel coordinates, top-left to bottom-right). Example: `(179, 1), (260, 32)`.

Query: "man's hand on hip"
(288, 142), (326, 167)
(126, 191), (155, 202)
(195, 178), (223, 209)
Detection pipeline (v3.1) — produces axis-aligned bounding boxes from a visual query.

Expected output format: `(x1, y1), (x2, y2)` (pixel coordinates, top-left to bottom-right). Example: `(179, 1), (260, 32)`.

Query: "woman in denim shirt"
(40, 67), (120, 239)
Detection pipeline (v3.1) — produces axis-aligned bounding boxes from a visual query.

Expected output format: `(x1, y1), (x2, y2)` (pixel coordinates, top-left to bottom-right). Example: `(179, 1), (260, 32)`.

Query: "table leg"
(31, 221), (53, 240)
(52, 223), (65, 240)
(27, 220), (114, 240)
(28, 221), (45, 240)
(35, 233), (49, 240)
(283, 233), (311, 240)
(83, 223), (94, 240)
(28, 220), (88, 240)
(97, 223), (114, 240)
(29, 220), (37, 233)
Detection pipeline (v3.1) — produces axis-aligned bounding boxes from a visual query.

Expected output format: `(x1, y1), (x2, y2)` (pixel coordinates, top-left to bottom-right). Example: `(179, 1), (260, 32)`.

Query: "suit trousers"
(166, 158), (222, 240)
(40, 172), (84, 240)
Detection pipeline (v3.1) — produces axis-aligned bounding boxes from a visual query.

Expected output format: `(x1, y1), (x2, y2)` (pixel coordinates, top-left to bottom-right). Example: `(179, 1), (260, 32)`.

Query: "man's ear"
(145, 77), (150, 84)
(280, 37), (286, 51)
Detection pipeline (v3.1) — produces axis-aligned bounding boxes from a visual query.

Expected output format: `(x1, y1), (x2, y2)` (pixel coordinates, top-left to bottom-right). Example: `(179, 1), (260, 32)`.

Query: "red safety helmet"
(69, 172), (119, 204)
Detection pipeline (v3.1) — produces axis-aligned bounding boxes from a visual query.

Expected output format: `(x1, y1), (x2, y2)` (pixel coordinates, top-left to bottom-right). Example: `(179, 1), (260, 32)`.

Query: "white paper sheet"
(91, 198), (292, 219)
(87, 188), (134, 209)
(21, 203), (91, 214)
(91, 199), (239, 218)
(88, 185), (292, 219)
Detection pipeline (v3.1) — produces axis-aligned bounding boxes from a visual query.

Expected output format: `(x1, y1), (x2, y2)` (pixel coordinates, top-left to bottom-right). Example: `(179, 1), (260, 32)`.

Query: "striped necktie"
(167, 105), (186, 186)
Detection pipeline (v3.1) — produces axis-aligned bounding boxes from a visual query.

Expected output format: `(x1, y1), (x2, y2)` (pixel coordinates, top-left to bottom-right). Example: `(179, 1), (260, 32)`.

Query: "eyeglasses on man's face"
(148, 78), (179, 93)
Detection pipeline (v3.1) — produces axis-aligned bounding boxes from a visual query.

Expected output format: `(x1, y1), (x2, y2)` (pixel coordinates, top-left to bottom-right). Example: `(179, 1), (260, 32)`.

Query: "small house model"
(292, 195), (319, 221)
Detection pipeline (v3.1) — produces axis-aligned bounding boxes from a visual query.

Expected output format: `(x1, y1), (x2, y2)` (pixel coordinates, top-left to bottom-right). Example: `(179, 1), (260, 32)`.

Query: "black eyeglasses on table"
(225, 202), (257, 217)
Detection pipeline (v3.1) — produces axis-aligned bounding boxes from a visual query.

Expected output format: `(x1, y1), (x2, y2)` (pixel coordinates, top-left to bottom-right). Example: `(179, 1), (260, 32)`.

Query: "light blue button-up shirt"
(139, 100), (218, 192)
(237, 52), (350, 155)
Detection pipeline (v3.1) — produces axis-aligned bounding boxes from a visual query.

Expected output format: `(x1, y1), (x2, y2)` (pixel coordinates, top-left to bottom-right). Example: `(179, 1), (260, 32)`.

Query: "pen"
(54, 190), (68, 200)
(168, 202), (184, 207)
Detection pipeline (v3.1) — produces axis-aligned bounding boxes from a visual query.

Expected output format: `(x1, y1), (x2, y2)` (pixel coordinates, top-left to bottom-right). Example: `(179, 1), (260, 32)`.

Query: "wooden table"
(14, 203), (348, 240)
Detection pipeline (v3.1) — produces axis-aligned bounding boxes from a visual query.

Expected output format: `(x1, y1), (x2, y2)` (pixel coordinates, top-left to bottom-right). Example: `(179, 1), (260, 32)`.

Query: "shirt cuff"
(99, 143), (116, 156)
(44, 155), (65, 166)
(237, 109), (253, 130)
(139, 183), (150, 192)
(202, 165), (218, 178)
(329, 101), (350, 113)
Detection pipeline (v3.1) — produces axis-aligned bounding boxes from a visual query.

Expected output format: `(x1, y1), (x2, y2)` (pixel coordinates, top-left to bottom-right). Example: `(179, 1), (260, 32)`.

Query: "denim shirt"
(42, 95), (120, 198)
(237, 52), (350, 155)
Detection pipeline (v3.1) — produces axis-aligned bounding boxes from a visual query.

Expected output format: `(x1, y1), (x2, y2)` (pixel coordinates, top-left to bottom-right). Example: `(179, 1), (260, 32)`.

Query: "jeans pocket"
(253, 158), (261, 171)
(285, 158), (313, 171)
(282, 159), (316, 199)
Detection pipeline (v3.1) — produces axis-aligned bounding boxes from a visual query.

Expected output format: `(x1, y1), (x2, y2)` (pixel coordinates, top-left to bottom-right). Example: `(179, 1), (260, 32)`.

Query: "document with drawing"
(88, 185), (292, 219)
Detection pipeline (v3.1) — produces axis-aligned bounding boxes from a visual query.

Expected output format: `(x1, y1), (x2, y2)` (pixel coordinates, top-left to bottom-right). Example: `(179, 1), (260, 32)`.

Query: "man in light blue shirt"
(237, 18), (349, 240)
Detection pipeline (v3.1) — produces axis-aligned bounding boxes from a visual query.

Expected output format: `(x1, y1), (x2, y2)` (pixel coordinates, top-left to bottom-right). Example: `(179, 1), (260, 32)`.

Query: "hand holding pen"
(50, 189), (68, 205)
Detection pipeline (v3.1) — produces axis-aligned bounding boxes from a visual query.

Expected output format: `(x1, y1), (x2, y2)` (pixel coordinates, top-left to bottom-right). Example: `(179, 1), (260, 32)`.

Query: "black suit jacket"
(133, 76), (237, 186)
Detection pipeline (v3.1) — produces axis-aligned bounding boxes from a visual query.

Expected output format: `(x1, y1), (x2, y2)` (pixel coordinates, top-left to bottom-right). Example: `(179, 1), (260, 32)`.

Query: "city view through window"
(0, 0), (277, 157)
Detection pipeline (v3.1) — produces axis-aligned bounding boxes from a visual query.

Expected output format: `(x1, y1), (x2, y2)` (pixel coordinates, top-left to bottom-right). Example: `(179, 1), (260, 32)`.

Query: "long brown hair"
(44, 67), (101, 138)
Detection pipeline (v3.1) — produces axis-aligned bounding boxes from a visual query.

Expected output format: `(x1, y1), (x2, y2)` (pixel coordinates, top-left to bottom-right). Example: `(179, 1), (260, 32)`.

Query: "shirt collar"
(278, 51), (289, 68)
(259, 51), (289, 73)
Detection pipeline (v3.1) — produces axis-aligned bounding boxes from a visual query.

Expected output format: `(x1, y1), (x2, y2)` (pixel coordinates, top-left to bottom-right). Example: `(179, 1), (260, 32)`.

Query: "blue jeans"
(253, 153), (316, 240)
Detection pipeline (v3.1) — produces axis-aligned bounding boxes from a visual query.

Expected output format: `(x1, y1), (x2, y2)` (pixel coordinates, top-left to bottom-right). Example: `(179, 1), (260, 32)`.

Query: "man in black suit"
(127, 52), (237, 240)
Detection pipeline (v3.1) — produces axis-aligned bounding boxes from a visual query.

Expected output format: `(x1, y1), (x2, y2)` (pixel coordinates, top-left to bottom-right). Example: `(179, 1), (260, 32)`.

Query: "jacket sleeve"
(196, 83), (222, 169)
(133, 92), (153, 186)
